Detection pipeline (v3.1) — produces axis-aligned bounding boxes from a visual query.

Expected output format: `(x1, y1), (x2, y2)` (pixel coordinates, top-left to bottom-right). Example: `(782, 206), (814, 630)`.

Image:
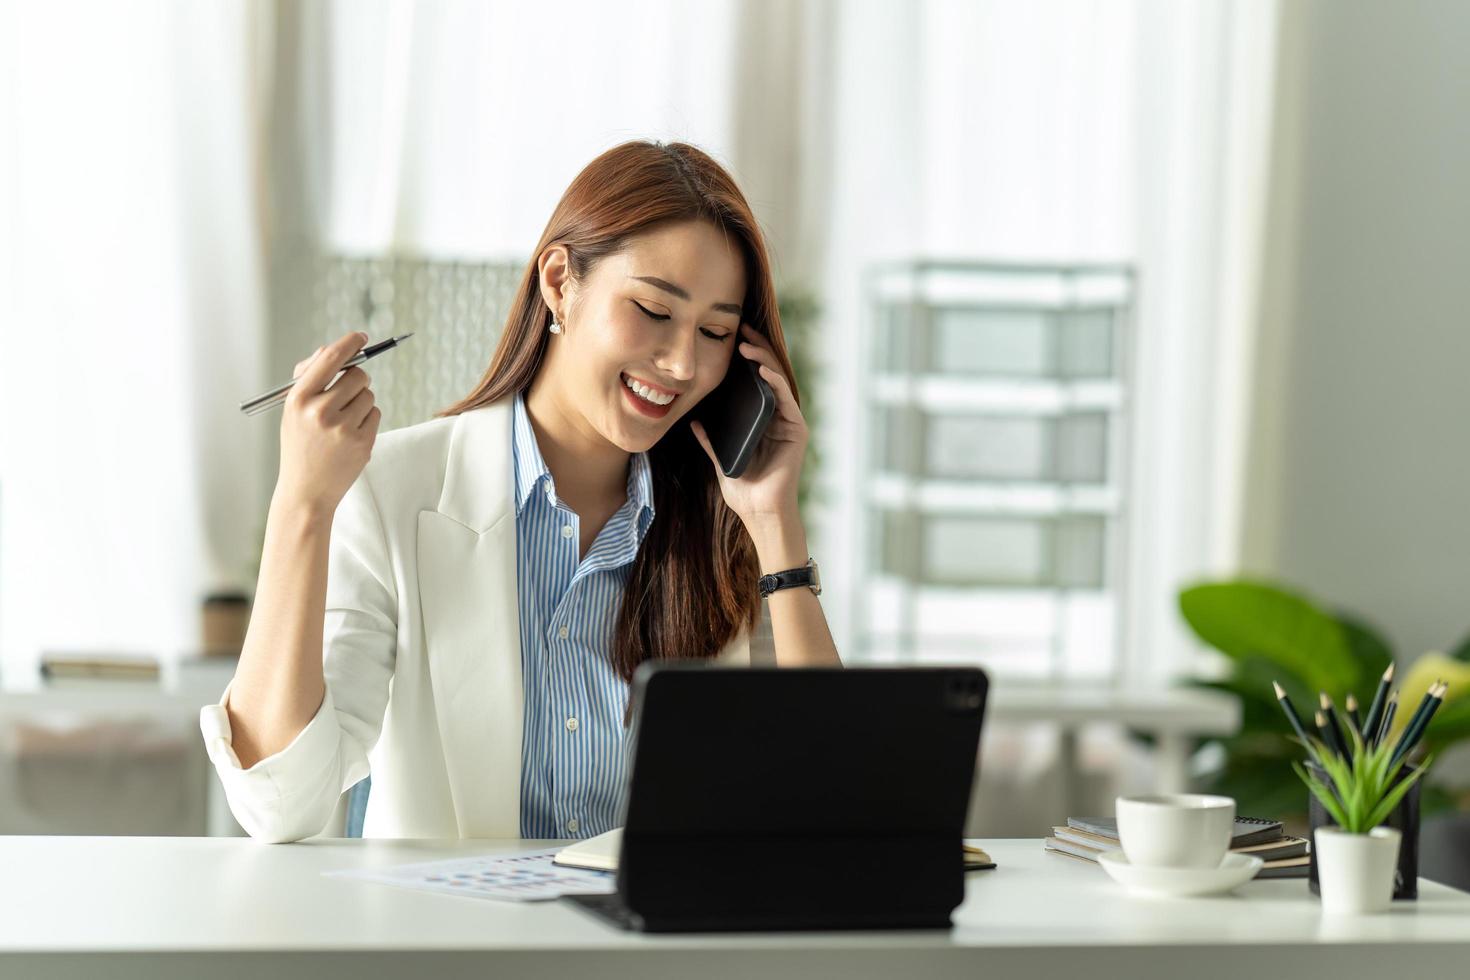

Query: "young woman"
(201, 140), (841, 843)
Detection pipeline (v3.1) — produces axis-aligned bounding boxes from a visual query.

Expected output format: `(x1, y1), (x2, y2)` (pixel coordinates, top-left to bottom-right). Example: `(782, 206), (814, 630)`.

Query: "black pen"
(240, 333), (414, 416)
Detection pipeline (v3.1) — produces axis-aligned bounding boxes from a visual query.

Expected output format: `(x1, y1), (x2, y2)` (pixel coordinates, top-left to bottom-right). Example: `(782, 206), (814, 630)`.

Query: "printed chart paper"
(325, 848), (616, 903)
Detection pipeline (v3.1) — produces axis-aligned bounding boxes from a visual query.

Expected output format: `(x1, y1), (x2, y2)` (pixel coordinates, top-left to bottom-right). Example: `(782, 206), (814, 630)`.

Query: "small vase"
(1313, 826), (1401, 914)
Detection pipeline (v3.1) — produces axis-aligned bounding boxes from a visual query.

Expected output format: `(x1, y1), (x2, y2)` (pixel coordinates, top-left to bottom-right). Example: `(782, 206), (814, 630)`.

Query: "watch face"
(808, 558), (821, 594)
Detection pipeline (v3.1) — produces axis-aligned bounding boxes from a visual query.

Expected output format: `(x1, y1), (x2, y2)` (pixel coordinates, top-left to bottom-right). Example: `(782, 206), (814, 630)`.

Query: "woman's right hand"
(274, 330), (381, 518)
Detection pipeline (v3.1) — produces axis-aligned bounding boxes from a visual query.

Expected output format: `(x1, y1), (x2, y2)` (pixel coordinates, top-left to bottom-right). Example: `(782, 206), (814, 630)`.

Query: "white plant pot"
(1314, 826), (1401, 915)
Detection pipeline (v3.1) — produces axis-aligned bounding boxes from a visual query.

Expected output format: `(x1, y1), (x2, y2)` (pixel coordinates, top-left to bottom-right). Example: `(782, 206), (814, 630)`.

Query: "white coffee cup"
(1115, 794), (1235, 869)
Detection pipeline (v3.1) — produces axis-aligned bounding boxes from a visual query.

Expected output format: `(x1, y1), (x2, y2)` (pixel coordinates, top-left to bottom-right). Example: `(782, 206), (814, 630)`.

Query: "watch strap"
(759, 559), (817, 598)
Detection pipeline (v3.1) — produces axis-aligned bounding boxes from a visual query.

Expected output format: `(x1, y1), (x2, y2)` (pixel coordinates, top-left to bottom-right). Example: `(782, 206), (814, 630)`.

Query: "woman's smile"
(620, 371), (677, 418)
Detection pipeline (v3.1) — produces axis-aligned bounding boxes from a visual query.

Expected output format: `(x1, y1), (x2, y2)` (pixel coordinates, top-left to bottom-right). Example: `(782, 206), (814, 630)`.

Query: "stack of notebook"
(1044, 815), (1310, 878)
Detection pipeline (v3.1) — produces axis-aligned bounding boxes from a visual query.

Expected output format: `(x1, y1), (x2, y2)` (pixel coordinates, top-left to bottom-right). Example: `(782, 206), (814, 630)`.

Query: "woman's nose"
(655, 327), (698, 381)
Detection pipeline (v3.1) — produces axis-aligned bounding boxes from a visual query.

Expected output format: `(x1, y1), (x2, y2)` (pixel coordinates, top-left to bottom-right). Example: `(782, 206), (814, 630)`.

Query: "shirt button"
(557, 625), (569, 639)
(566, 817), (580, 833)
(562, 524), (573, 539)
(565, 716), (579, 732)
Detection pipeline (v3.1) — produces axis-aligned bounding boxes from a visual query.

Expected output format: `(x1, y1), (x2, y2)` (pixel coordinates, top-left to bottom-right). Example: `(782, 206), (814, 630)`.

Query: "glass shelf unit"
(852, 261), (1135, 681)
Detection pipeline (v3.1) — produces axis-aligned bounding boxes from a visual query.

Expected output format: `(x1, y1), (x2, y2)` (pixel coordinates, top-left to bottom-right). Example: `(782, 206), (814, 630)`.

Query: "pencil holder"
(1306, 760), (1422, 900)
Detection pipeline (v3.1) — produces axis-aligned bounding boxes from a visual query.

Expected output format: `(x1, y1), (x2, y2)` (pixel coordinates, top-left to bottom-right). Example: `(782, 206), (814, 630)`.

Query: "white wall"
(1245, 0), (1470, 662)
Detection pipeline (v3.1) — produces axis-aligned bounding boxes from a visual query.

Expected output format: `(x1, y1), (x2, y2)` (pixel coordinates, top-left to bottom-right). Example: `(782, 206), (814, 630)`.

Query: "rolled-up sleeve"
(199, 471), (399, 843)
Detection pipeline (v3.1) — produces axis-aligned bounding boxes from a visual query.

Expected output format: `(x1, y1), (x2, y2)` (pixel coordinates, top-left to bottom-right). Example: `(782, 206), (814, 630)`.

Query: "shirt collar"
(511, 389), (552, 516)
(512, 389), (656, 533)
(627, 439), (655, 537)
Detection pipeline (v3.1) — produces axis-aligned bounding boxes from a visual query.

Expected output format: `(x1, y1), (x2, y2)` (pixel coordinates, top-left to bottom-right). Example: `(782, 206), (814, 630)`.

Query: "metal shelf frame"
(850, 260), (1137, 682)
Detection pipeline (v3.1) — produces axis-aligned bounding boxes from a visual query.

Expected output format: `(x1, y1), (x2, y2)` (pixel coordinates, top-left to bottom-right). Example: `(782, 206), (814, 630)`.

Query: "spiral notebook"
(1066, 814), (1284, 848)
(1043, 832), (1310, 878)
(1052, 824), (1308, 862)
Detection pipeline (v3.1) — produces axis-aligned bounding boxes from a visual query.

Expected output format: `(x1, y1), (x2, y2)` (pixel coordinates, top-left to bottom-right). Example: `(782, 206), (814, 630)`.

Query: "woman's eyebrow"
(629, 275), (742, 316)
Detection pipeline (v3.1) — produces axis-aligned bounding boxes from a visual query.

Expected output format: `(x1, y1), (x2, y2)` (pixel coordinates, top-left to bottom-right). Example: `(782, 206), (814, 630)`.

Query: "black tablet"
(563, 663), (988, 932)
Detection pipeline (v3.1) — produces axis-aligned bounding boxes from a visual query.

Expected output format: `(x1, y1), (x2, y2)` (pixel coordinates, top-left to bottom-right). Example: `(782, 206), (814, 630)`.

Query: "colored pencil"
(1360, 663), (1394, 747)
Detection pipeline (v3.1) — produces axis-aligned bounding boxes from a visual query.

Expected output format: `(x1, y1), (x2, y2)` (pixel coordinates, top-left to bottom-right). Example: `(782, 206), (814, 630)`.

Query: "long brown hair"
(436, 139), (800, 683)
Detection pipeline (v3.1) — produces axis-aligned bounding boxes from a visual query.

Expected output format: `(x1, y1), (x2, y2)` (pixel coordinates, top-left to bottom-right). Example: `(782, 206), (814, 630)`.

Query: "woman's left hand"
(690, 322), (807, 531)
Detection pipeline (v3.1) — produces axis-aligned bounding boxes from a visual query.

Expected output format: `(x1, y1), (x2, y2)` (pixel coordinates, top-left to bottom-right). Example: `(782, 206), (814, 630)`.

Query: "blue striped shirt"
(512, 389), (655, 839)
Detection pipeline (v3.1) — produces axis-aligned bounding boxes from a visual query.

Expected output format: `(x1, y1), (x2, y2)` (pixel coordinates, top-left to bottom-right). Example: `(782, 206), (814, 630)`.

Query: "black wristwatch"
(759, 557), (822, 598)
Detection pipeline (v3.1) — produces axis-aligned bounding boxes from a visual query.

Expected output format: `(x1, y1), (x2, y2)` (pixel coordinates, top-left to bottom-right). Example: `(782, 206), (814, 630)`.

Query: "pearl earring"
(549, 312), (563, 335)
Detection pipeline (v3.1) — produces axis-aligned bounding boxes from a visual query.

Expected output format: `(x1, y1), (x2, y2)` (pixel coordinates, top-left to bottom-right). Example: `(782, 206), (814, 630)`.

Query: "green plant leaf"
(1188, 661), (1306, 738)
(1179, 581), (1362, 694)
(1448, 631), (1470, 664)
(776, 288), (823, 517)
(1198, 744), (1309, 820)
(1295, 762), (1351, 829)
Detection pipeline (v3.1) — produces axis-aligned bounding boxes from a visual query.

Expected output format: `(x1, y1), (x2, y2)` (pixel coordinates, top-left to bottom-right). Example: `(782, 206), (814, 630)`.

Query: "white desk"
(2, 836), (1465, 979)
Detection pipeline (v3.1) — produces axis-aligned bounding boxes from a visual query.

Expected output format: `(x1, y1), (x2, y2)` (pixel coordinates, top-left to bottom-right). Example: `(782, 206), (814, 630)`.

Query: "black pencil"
(1273, 681), (1320, 763)
(1374, 692), (1399, 748)
(1390, 681), (1447, 767)
(1320, 693), (1350, 757)
(1345, 693), (1362, 738)
(1390, 681), (1441, 764)
(1316, 709), (1343, 759)
(1360, 663), (1394, 746)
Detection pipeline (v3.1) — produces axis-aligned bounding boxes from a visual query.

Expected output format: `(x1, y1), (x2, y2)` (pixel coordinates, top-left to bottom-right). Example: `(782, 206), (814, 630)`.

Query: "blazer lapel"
(416, 397), (523, 838)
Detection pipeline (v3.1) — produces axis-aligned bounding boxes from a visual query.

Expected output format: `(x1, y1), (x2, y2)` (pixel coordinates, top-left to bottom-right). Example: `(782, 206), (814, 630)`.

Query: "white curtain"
(0, 1), (271, 674)
(274, 0), (823, 264)
(810, 0), (1279, 687)
(1122, 0), (1282, 684)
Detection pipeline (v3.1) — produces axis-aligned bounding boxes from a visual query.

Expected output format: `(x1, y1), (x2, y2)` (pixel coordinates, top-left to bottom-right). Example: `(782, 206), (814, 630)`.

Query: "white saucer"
(1097, 850), (1264, 897)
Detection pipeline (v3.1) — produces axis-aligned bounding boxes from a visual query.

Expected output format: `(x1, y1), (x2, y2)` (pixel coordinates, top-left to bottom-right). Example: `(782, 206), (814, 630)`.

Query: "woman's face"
(538, 219), (746, 453)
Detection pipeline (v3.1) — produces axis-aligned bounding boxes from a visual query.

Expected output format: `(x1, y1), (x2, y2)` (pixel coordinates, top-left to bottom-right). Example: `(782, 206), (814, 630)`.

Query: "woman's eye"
(634, 301), (730, 340)
(633, 301), (670, 321)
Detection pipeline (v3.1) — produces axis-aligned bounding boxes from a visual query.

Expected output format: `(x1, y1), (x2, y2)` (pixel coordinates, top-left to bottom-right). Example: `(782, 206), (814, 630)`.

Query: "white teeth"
(623, 374), (675, 406)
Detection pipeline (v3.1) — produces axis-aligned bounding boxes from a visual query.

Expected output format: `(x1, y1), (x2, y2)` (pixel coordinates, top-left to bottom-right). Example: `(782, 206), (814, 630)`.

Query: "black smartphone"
(693, 355), (776, 478)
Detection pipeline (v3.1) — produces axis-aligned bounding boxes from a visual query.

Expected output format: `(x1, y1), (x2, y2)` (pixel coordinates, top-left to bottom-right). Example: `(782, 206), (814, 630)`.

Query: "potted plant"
(1293, 726), (1430, 914)
(1174, 579), (1470, 821)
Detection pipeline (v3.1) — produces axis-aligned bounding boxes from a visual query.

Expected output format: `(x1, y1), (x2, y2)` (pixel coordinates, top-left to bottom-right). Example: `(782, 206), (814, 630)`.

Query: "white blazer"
(200, 394), (759, 843)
